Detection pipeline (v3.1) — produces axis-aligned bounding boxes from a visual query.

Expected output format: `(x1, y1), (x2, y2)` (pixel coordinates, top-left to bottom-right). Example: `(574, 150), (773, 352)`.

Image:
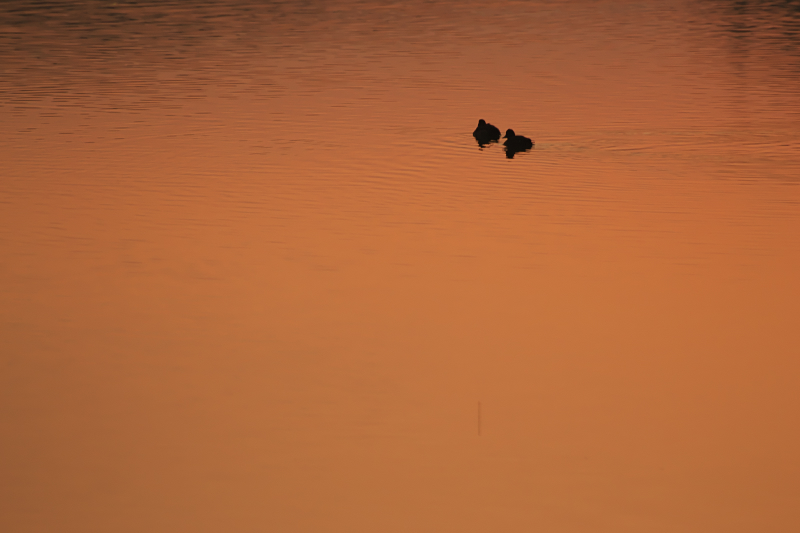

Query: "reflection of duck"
(503, 129), (533, 158)
(473, 119), (501, 146)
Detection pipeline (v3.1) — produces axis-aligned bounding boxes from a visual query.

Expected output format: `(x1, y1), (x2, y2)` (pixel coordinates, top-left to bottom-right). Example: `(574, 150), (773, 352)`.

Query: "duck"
(473, 119), (501, 145)
(503, 129), (534, 151)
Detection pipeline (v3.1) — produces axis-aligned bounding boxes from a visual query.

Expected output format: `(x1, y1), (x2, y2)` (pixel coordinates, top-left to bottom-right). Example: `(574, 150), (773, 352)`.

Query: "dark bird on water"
(503, 129), (533, 158)
(503, 129), (533, 150)
(473, 119), (501, 146)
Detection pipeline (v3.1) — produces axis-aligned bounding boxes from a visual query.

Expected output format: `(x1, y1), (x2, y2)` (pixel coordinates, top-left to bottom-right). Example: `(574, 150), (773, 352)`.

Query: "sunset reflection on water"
(2, 1), (799, 532)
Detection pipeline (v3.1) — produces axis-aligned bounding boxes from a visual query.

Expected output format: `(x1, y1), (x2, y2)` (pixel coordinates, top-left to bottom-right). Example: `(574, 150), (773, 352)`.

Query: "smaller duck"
(473, 119), (501, 146)
(503, 129), (534, 151)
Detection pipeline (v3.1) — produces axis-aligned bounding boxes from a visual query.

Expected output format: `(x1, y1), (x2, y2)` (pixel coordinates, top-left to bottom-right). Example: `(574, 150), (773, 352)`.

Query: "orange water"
(2, 1), (799, 531)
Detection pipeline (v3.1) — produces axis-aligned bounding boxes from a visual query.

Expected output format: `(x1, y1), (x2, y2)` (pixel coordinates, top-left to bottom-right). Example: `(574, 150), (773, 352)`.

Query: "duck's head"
(478, 119), (487, 126)
(504, 129), (515, 138)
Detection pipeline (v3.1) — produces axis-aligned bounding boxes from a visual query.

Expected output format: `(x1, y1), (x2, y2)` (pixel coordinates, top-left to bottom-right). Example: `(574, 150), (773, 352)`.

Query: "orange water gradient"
(2, 2), (800, 532)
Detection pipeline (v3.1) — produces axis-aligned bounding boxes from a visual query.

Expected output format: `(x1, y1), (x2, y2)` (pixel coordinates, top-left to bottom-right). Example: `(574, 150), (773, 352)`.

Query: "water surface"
(2, 1), (800, 532)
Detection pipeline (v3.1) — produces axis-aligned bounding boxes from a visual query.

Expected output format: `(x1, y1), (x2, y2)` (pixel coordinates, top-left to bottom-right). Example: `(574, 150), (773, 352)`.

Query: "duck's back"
(484, 122), (500, 138)
(505, 136), (532, 149)
(474, 120), (500, 141)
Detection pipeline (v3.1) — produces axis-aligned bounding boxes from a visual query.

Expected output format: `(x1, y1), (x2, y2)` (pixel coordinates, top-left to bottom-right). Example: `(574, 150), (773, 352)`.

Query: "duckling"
(473, 119), (501, 146)
(503, 129), (534, 151)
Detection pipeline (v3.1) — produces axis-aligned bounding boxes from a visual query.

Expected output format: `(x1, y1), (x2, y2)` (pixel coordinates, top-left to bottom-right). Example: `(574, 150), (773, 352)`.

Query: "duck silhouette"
(473, 119), (501, 147)
(503, 129), (534, 158)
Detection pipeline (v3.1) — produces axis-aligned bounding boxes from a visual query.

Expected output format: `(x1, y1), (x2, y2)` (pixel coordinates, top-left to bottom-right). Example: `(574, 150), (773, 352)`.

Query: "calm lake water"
(2, 1), (799, 531)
